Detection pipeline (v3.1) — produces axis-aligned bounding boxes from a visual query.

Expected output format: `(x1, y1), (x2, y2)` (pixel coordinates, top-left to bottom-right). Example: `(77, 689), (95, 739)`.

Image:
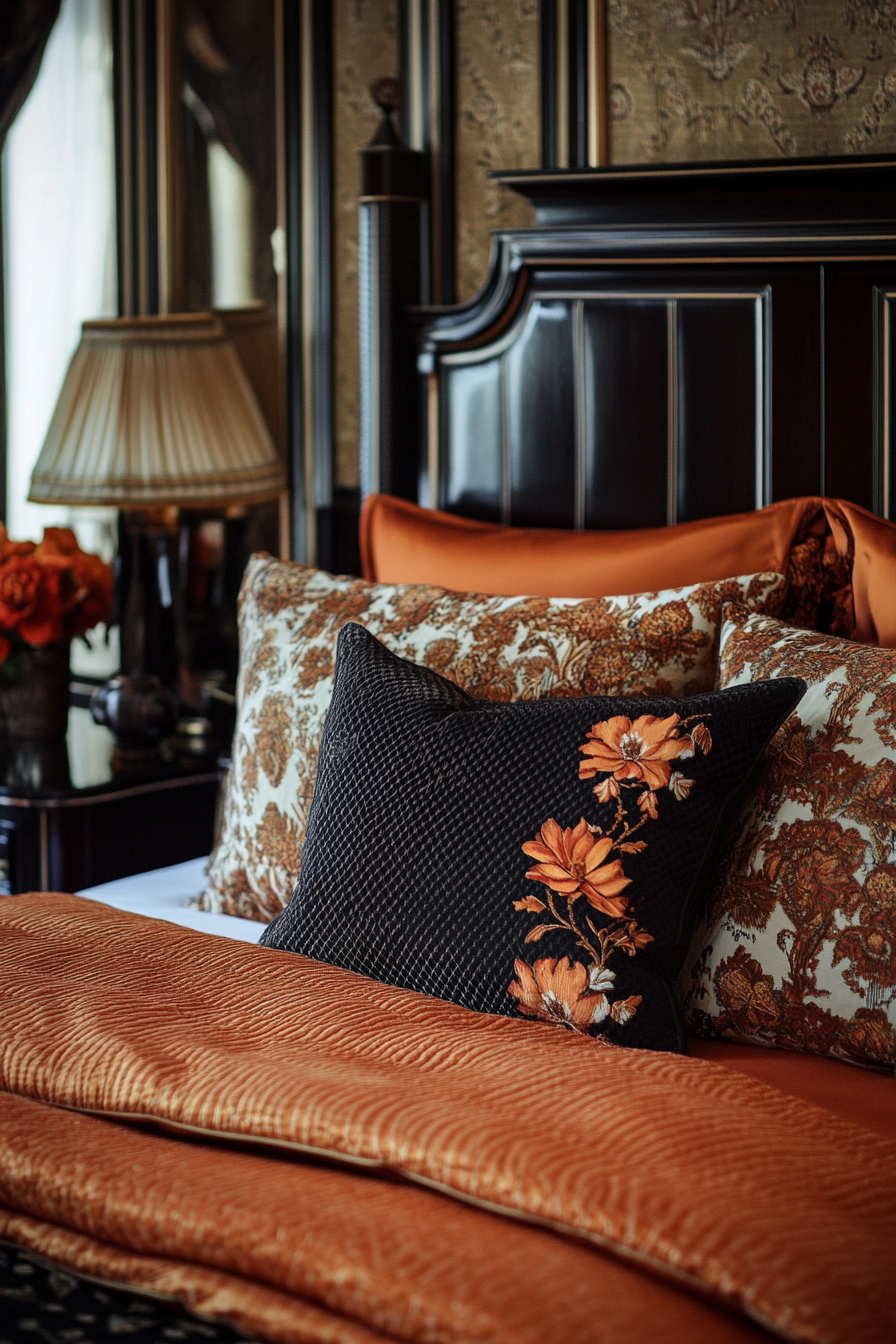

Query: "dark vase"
(90, 674), (179, 755)
(0, 641), (71, 741)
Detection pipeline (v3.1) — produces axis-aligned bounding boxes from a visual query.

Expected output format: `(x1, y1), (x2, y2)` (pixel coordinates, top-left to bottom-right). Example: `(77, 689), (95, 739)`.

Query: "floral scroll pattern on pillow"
(777, 504), (854, 637)
(685, 607), (896, 1071)
(510, 712), (712, 1036)
(201, 559), (787, 923)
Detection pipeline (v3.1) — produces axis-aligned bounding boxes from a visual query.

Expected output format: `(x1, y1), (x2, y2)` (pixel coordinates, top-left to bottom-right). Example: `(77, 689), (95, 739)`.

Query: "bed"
(1, 158), (895, 1344)
(75, 857), (265, 943)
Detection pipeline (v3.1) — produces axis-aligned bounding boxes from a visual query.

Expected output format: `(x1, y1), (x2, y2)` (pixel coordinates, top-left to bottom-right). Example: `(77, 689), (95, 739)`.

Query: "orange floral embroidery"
(510, 709), (709, 1037)
(610, 995), (642, 1024)
(638, 790), (659, 819)
(522, 818), (631, 918)
(669, 772), (694, 801)
(578, 713), (693, 789)
(508, 957), (608, 1032)
(605, 920), (654, 956)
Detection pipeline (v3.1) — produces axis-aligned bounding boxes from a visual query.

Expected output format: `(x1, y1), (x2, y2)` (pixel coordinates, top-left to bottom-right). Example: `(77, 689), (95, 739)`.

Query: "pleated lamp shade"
(29, 313), (285, 508)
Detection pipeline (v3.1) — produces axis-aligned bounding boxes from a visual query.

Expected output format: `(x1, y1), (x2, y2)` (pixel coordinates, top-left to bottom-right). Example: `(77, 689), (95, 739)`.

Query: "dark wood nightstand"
(0, 697), (223, 895)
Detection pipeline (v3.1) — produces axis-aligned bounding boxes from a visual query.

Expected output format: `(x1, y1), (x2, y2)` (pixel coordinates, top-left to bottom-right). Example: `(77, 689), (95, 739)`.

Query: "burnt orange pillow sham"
(360, 493), (826, 609)
(824, 498), (896, 647)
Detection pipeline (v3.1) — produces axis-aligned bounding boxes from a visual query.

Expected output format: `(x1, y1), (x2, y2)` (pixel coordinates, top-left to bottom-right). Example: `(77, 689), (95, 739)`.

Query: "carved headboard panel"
(359, 155), (896, 533)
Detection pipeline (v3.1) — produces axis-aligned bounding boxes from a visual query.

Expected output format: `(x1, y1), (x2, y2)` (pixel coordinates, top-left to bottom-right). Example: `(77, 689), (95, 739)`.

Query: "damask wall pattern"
(333, 0), (398, 489)
(455, 0), (539, 303)
(608, 1), (896, 163)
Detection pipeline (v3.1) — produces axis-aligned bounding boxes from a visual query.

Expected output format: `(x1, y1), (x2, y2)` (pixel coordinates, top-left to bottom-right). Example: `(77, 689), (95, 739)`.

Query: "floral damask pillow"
(200, 558), (787, 922)
(685, 606), (896, 1070)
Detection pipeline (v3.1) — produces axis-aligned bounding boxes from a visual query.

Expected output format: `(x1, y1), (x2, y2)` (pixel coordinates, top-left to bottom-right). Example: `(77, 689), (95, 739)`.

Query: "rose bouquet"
(0, 525), (113, 670)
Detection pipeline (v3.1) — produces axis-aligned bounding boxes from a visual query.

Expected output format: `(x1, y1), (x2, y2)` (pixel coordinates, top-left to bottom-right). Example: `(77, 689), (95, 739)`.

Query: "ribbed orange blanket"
(0, 892), (893, 1344)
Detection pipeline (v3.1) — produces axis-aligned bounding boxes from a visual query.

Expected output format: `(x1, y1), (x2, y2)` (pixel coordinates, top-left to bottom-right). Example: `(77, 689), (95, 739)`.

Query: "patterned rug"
(0, 1243), (258, 1343)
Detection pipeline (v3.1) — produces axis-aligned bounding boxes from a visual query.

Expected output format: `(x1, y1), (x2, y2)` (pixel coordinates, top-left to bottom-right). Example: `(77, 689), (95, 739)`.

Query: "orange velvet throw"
(0, 893), (894, 1344)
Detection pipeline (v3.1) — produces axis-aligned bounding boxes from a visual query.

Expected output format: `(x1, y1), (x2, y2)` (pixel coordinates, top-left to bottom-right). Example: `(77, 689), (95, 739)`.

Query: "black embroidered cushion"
(262, 625), (804, 1053)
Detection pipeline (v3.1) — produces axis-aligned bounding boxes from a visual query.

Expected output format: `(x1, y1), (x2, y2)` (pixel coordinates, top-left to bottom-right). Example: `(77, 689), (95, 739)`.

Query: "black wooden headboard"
(359, 155), (896, 534)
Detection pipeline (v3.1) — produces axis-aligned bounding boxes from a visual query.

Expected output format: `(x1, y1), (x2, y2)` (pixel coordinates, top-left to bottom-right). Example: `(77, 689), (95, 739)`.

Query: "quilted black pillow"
(261, 624), (804, 1053)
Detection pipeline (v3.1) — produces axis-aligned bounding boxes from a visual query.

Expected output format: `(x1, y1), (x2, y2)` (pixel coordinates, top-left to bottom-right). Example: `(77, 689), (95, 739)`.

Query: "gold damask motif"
(608, 1), (896, 163)
(456, 0), (539, 301)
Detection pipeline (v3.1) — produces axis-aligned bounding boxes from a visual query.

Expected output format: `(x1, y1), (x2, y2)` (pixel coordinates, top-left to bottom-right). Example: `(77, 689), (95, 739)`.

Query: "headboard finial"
(368, 77), (402, 147)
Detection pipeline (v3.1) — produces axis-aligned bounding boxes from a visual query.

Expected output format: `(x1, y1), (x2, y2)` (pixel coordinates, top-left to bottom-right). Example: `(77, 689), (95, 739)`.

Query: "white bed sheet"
(76, 858), (267, 943)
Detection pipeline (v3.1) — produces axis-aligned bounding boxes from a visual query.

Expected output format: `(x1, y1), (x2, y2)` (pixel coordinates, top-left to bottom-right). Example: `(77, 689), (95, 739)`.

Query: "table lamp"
(28, 312), (285, 758)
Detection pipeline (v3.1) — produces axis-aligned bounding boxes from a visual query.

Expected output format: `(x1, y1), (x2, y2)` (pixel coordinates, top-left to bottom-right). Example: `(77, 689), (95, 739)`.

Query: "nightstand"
(0, 699), (223, 895)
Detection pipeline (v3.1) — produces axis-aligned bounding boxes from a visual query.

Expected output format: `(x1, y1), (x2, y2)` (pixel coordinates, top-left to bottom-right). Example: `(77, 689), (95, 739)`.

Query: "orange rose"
(0, 522), (36, 562)
(18, 565), (65, 645)
(0, 555), (43, 630)
(66, 550), (113, 637)
(0, 529), (111, 646)
(32, 529), (113, 638)
(36, 526), (80, 556)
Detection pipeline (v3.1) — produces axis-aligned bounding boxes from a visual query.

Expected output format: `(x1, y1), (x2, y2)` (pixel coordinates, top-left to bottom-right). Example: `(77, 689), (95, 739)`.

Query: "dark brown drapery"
(0, 0), (60, 146)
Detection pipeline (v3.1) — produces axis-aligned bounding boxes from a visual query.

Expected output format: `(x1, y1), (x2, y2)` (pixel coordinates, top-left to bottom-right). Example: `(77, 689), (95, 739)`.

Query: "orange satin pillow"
(824, 498), (896, 647)
(360, 493), (826, 599)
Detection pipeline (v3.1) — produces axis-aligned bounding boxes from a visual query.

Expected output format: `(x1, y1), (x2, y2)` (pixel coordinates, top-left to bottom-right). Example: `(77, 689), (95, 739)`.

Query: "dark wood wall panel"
(824, 266), (873, 509)
(443, 359), (502, 520)
(824, 265), (896, 512)
(881, 290), (896, 521)
(582, 301), (667, 529)
(767, 268), (822, 503)
(504, 300), (576, 526)
(676, 299), (760, 523)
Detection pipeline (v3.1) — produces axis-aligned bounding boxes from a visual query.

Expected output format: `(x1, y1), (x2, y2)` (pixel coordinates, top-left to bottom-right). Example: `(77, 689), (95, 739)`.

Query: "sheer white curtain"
(3, 0), (118, 671)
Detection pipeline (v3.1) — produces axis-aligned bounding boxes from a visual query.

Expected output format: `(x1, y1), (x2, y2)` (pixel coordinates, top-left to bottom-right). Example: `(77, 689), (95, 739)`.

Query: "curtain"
(3, 0), (117, 678)
(0, 0), (61, 146)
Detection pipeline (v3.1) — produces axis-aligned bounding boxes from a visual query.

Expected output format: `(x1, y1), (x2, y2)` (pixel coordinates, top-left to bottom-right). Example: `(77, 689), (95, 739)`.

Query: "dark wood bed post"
(359, 79), (426, 505)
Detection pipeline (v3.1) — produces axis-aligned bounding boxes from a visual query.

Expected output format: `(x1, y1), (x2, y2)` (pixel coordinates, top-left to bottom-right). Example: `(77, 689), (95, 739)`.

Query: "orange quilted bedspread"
(0, 892), (894, 1344)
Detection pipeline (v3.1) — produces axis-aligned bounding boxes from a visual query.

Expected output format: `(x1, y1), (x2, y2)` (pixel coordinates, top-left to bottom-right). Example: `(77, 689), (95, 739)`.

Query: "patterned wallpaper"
(333, 0), (398, 489)
(332, 0), (538, 486)
(608, 0), (896, 163)
(455, 0), (539, 303)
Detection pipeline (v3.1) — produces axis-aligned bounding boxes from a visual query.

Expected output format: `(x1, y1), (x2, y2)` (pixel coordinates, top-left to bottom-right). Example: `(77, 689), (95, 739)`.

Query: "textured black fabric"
(263, 624), (804, 1053)
(0, 1242), (250, 1343)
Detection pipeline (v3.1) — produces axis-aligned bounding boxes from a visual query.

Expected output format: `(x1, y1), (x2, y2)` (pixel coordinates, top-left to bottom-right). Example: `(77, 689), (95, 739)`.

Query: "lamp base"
(114, 509), (185, 688)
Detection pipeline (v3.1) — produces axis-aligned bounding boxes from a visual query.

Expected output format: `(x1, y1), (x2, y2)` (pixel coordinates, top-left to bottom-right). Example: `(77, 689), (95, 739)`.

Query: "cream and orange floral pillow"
(199, 558), (787, 923)
(686, 607), (896, 1070)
